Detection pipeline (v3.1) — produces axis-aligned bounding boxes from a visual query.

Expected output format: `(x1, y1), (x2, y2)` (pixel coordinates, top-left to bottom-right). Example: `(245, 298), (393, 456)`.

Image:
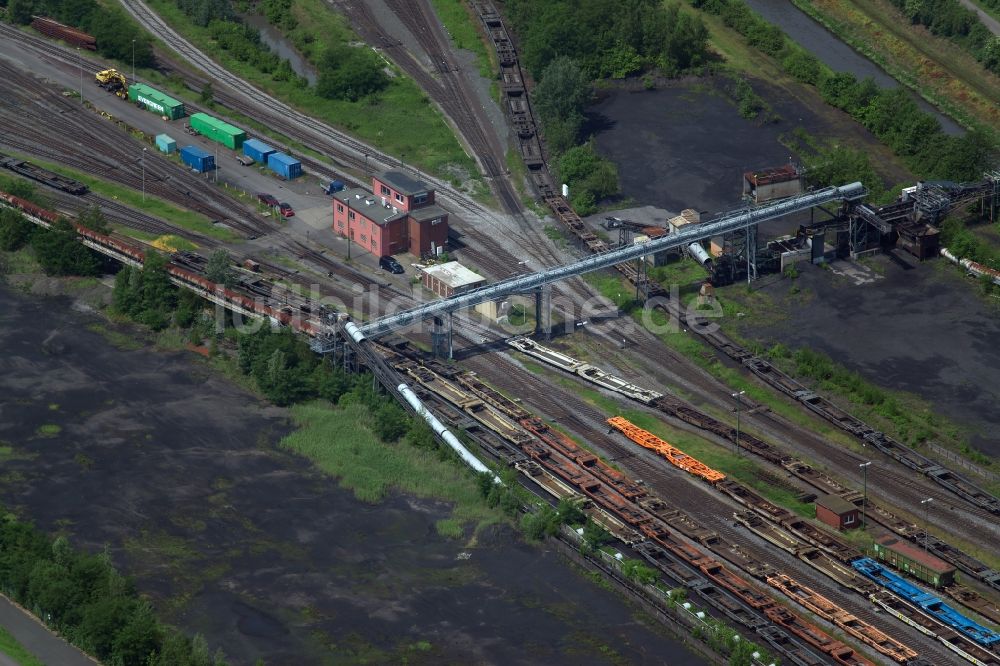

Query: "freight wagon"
(180, 146), (215, 173)
(267, 152), (302, 180)
(189, 113), (246, 150)
(30, 17), (96, 50)
(242, 138), (275, 164)
(128, 84), (186, 120)
(872, 535), (956, 588)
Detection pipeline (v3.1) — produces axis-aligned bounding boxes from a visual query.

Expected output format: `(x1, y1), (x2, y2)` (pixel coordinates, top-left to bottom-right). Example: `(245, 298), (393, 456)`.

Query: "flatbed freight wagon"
(128, 84), (186, 120)
(189, 113), (246, 150)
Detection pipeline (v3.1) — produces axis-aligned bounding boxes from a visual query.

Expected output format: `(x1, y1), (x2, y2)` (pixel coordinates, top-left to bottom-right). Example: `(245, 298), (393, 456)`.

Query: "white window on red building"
(349, 211), (355, 220)
(394, 193), (404, 203)
(380, 185), (390, 196)
(336, 204), (344, 212)
(360, 234), (367, 242)
(414, 194), (428, 205)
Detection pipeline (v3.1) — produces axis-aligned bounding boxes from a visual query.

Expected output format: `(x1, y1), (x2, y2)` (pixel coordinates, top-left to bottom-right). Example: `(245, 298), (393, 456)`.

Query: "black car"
(379, 256), (404, 274)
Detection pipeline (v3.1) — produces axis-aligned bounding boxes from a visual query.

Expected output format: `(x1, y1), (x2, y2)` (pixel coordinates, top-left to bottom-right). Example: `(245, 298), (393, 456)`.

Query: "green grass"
(0, 247), (42, 275)
(86, 322), (145, 351)
(0, 625), (45, 666)
(35, 424), (61, 437)
(427, 0), (495, 77)
(143, 0), (477, 178)
(2, 149), (237, 242)
(280, 402), (504, 531)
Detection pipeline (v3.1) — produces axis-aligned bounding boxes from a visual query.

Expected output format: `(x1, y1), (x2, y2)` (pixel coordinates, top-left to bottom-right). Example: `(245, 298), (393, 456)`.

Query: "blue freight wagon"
(267, 152), (302, 180)
(243, 138), (275, 164)
(180, 145), (215, 173)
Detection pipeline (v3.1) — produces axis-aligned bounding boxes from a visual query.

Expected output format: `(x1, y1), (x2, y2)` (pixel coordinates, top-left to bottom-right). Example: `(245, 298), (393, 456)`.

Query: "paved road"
(0, 596), (94, 666)
(959, 0), (1000, 35)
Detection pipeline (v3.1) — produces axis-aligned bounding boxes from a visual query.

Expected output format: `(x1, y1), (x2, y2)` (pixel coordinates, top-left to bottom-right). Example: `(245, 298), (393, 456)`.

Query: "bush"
(315, 43), (389, 102)
(0, 518), (227, 665)
(0, 208), (36, 251)
(557, 142), (620, 214)
(31, 219), (100, 277)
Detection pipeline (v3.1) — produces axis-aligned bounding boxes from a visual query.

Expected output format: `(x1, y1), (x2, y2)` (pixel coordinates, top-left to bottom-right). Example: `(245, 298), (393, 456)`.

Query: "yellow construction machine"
(95, 69), (128, 99)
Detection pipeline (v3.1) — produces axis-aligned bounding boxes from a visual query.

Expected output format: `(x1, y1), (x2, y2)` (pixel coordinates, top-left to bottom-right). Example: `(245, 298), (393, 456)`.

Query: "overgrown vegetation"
(885, 0), (1000, 76)
(692, 0), (997, 182)
(0, 207), (101, 277)
(7, 0), (153, 66)
(0, 514), (228, 665)
(940, 217), (1000, 270)
(505, 0), (711, 214)
(506, 0), (709, 79)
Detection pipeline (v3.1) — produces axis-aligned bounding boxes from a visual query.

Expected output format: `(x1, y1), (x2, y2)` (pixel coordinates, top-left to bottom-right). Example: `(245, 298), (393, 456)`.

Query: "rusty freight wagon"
(872, 535), (956, 588)
(30, 17), (96, 50)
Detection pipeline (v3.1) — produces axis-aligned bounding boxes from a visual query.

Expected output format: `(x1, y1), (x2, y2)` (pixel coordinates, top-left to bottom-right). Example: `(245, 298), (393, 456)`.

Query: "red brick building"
(815, 494), (860, 531)
(332, 171), (448, 258)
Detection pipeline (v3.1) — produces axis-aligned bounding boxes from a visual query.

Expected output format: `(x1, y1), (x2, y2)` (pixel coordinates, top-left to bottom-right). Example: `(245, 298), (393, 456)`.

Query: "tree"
(200, 81), (214, 104)
(77, 204), (109, 234)
(532, 57), (590, 154)
(315, 44), (389, 102)
(8, 0), (35, 24)
(0, 208), (35, 251)
(31, 219), (100, 276)
(205, 249), (234, 287)
(804, 144), (884, 199)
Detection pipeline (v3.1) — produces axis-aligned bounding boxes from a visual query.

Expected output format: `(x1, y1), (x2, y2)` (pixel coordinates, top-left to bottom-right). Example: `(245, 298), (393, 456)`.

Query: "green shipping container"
(189, 113), (246, 150)
(127, 83), (186, 120)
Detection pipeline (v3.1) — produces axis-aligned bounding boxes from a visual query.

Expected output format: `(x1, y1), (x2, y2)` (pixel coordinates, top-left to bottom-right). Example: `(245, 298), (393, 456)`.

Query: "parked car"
(278, 202), (295, 218)
(257, 193), (279, 207)
(379, 255), (404, 274)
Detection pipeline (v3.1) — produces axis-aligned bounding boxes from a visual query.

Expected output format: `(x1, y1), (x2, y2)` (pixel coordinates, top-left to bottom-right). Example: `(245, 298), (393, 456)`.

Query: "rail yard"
(0, 0), (998, 664)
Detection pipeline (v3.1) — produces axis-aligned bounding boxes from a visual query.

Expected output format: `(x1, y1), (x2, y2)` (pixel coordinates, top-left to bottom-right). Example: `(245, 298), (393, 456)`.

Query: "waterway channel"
(242, 13), (318, 85)
(742, 0), (963, 135)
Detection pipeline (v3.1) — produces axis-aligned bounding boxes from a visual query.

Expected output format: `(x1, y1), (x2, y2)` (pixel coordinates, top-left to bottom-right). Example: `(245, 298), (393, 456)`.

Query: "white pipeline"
(397, 383), (499, 481)
(940, 248), (1000, 286)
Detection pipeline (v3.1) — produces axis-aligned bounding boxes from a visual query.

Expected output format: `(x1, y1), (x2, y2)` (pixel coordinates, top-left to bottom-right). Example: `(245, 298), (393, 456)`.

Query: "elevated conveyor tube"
(360, 182), (865, 338)
(398, 383), (497, 479)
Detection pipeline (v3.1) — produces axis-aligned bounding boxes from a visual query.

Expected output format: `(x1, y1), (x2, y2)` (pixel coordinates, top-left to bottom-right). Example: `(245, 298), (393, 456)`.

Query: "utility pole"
(921, 497), (933, 553)
(858, 461), (871, 530)
(132, 39), (136, 83)
(141, 148), (147, 201)
(731, 390), (745, 455)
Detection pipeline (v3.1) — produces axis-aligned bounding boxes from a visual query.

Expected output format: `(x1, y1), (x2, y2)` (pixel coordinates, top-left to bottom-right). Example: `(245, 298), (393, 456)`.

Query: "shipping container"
(155, 134), (176, 154)
(267, 152), (302, 180)
(180, 145), (215, 173)
(189, 113), (246, 150)
(31, 17), (96, 50)
(872, 535), (956, 588)
(242, 138), (275, 164)
(128, 83), (186, 120)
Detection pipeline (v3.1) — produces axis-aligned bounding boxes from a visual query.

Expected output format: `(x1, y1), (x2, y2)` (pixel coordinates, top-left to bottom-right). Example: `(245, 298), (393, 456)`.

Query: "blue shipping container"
(243, 138), (275, 164)
(267, 152), (302, 180)
(180, 145), (215, 173)
(155, 134), (176, 154)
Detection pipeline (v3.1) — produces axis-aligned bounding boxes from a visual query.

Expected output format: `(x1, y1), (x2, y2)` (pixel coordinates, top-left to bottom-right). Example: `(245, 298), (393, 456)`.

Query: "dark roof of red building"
(815, 494), (858, 515)
(378, 170), (430, 196)
(875, 535), (955, 574)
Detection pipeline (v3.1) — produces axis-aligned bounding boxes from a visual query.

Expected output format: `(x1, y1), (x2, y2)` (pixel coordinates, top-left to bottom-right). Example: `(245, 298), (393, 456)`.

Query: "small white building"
(421, 261), (486, 298)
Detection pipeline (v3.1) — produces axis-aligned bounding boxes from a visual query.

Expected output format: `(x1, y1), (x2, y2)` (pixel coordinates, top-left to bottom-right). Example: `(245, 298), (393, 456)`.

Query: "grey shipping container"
(243, 138), (275, 164)
(267, 152), (302, 180)
(180, 145), (215, 173)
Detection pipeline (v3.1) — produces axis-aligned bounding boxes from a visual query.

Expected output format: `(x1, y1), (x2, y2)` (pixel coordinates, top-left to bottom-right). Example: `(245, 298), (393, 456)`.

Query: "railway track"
(117, 0), (504, 222)
(0, 53), (267, 239)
